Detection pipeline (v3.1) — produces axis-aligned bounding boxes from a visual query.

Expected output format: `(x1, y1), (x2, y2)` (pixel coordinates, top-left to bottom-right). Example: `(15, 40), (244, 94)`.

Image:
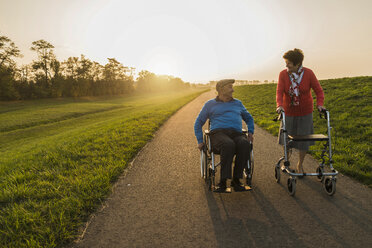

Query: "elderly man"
(194, 79), (254, 192)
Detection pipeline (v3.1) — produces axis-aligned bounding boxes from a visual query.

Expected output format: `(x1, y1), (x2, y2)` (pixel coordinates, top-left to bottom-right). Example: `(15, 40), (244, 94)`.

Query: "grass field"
(234, 76), (372, 187)
(0, 89), (206, 247)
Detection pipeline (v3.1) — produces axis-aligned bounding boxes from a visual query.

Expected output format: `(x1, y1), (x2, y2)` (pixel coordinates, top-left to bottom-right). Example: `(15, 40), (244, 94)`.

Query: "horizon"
(1, 0), (372, 83)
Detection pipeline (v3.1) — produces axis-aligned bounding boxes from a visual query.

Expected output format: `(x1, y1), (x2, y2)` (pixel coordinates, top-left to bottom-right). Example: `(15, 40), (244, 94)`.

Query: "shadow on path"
(203, 185), (308, 248)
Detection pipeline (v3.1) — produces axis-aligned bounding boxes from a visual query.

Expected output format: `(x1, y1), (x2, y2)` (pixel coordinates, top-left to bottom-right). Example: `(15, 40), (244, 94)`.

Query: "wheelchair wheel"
(275, 164), (281, 183)
(249, 146), (254, 175)
(324, 177), (336, 196)
(287, 178), (296, 196)
(200, 150), (205, 178)
(209, 168), (215, 191)
(316, 166), (324, 182)
(206, 170), (212, 190)
(204, 158), (210, 183)
(245, 148), (254, 186)
(200, 149), (208, 179)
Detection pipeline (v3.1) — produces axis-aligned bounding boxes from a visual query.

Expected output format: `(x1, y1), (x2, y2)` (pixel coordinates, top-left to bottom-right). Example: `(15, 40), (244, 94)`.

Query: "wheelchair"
(274, 109), (338, 196)
(200, 122), (254, 193)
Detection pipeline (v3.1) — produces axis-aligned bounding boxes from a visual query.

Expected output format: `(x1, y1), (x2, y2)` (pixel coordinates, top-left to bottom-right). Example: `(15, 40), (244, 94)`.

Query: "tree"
(169, 76), (188, 90)
(0, 35), (22, 100)
(102, 58), (134, 95)
(77, 55), (93, 80)
(91, 61), (104, 81)
(30, 39), (56, 86)
(0, 68), (20, 100)
(17, 64), (31, 83)
(103, 58), (128, 81)
(63, 56), (79, 80)
(0, 35), (22, 68)
(136, 70), (156, 92)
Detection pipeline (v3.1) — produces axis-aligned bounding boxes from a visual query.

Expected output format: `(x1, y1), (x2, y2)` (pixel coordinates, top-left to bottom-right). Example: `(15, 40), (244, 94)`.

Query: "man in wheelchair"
(194, 79), (254, 192)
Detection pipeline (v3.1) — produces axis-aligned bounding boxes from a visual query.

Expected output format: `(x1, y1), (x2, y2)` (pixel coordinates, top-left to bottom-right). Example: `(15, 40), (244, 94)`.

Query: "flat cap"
(216, 79), (235, 91)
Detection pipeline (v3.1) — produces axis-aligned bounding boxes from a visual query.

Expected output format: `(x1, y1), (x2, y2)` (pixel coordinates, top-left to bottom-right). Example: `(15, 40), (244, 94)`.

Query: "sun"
(149, 60), (174, 76)
(141, 46), (181, 76)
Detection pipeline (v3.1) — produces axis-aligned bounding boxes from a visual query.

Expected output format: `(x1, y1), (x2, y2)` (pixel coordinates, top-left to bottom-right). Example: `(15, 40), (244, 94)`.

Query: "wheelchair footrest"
(244, 185), (252, 191)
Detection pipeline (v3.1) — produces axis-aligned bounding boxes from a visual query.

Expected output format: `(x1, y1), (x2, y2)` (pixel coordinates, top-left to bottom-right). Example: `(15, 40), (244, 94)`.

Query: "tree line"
(0, 34), (191, 101)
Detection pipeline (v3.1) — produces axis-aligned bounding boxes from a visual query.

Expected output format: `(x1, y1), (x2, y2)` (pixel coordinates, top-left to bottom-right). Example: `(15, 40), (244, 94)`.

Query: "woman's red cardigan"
(276, 67), (324, 117)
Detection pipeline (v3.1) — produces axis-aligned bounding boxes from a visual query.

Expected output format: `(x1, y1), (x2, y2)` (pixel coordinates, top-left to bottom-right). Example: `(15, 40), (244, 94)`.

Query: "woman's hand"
(198, 143), (204, 151)
(276, 106), (284, 114)
(317, 105), (326, 112)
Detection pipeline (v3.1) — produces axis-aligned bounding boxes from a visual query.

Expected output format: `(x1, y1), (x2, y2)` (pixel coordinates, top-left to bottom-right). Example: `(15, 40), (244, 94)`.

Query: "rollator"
(200, 122), (254, 193)
(274, 109), (338, 196)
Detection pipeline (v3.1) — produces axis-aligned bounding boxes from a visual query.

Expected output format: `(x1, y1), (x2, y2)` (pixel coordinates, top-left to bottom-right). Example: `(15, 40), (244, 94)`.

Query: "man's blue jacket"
(194, 97), (254, 144)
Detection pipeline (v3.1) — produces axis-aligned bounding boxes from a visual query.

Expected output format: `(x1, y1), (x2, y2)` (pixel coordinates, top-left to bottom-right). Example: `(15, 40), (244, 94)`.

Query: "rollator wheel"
(287, 178), (296, 196)
(316, 166), (324, 182)
(324, 177), (336, 196)
(275, 165), (281, 183)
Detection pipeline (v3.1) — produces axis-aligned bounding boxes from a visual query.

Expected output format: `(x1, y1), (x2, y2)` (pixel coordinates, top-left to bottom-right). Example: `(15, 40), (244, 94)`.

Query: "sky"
(1, 0), (372, 83)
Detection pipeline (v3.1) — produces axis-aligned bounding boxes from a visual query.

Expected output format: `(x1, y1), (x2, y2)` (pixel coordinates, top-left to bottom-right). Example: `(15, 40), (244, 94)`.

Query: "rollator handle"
(273, 112), (283, 122)
(318, 109), (328, 119)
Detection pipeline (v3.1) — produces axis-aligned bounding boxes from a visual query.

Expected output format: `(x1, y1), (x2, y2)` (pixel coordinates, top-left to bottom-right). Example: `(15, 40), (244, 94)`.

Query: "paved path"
(73, 90), (372, 248)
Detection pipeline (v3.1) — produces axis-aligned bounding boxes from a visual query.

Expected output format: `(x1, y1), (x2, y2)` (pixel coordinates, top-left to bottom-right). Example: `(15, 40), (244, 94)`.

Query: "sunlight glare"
(142, 46), (181, 76)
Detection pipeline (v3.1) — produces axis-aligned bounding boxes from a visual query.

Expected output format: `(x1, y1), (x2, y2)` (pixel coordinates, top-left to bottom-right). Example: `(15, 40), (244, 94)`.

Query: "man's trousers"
(210, 129), (250, 180)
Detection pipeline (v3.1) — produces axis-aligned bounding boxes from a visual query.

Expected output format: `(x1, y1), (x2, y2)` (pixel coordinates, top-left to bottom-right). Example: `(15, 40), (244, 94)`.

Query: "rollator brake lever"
(273, 112), (283, 122)
(318, 109), (328, 119)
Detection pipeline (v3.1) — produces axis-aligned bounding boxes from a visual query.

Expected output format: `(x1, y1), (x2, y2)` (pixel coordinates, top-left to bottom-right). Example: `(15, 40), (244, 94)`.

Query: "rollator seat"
(288, 134), (329, 141)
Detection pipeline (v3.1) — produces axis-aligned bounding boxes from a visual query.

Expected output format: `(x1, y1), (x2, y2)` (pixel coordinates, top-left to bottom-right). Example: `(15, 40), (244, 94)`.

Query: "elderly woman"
(276, 48), (325, 176)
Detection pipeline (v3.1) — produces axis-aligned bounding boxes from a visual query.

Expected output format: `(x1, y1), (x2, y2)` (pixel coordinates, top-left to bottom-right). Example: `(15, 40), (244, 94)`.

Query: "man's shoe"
(214, 180), (228, 193)
(231, 178), (245, 192)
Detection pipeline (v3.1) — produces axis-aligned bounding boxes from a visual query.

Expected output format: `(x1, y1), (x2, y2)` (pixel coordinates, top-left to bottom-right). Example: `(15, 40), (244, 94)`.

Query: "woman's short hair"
(283, 48), (304, 66)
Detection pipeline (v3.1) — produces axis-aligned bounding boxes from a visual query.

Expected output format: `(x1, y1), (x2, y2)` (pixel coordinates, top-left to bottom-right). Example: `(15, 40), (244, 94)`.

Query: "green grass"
(234, 76), (372, 187)
(0, 93), (175, 132)
(0, 89), (206, 247)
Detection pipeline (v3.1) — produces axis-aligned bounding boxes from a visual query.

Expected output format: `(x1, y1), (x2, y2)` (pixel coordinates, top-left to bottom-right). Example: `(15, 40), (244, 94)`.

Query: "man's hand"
(247, 133), (254, 143)
(317, 105), (326, 112)
(276, 106), (284, 114)
(198, 143), (205, 151)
